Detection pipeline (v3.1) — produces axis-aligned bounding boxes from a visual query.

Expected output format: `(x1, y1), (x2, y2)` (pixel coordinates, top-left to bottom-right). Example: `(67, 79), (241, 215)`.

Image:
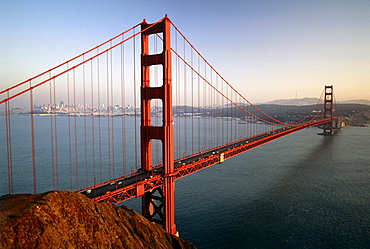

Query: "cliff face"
(0, 191), (196, 249)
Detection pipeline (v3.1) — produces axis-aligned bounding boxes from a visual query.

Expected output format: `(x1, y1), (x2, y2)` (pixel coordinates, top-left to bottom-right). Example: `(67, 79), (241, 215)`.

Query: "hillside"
(243, 104), (370, 126)
(0, 191), (197, 249)
(263, 98), (370, 106)
(335, 104), (370, 126)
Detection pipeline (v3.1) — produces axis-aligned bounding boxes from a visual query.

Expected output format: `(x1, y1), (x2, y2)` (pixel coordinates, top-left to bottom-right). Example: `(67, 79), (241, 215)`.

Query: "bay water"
(1, 115), (369, 248)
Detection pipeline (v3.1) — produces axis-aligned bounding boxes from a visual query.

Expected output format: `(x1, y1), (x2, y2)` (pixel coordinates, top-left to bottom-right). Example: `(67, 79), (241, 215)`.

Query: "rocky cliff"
(0, 191), (196, 249)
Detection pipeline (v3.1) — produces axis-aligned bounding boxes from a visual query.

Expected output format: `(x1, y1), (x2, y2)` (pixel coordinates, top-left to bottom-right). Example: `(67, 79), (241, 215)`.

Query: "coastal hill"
(256, 103), (370, 127)
(0, 191), (197, 249)
(262, 98), (370, 106)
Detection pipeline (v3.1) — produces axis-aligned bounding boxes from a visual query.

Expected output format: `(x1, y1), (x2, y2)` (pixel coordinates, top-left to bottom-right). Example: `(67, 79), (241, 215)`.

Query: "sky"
(1, 0), (369, 103)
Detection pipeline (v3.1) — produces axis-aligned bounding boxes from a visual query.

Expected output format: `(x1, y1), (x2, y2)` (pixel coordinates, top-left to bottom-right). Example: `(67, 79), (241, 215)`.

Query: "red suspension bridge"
(0, 16), (339, 235)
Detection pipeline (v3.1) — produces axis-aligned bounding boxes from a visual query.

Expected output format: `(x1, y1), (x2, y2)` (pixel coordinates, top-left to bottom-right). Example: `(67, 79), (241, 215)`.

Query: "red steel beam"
(90, 119), (337, 205)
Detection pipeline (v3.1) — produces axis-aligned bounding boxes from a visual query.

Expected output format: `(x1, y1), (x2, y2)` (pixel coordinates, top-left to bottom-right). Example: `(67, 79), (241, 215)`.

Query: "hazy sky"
(1, 0), (369, 103)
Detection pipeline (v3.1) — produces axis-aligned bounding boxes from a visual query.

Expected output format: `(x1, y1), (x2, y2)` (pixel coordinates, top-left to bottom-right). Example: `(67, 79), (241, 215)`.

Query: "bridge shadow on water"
(267, 132), (337, 195)
(228, 132), (360, 249)
(175, 130), (340, 248)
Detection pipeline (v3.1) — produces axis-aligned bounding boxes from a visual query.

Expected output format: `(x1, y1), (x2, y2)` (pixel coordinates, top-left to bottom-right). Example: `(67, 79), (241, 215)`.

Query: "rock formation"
(0, 191), (196, 249)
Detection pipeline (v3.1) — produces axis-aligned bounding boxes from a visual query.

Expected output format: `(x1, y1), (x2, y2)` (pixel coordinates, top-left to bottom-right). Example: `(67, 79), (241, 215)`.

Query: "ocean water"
(173, 126), (370, 248)
(1, 116), (369, 248)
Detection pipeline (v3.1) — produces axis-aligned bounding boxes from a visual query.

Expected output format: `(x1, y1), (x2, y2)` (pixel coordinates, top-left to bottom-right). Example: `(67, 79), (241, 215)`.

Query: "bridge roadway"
(78, 118), (334, 204)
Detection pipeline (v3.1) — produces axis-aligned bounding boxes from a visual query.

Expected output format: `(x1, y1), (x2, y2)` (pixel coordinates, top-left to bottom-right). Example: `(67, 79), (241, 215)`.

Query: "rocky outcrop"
(0, 191), (196, 249)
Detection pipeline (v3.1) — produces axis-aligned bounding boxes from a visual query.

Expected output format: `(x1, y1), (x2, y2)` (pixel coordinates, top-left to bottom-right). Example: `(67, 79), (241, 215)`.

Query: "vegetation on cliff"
(0, 191), (196, 249)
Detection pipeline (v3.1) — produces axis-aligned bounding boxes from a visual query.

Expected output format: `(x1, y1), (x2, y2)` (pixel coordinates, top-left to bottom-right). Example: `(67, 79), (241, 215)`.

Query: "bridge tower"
(140, 16), (176, 235)
(323, 85), (334, 135)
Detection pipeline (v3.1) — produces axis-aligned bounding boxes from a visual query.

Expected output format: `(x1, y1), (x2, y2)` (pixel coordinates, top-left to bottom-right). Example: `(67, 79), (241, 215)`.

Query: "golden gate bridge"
(0, 16), (338, 235)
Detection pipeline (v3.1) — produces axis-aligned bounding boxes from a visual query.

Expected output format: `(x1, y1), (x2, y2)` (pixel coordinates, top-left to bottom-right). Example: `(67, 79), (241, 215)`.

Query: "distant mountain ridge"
(262, 98), (370, 106)
(339, 99), (370, 105)
(264, 98), (320, 106)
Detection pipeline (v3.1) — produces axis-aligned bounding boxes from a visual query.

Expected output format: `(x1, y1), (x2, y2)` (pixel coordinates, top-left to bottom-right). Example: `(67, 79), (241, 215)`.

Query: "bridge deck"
(78, 118), (334, 204)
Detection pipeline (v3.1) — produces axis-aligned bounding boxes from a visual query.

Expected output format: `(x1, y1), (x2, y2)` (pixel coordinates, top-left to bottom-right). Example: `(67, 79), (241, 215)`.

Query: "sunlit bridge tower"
(323, 85), (334, 135)
(140, 16), (176, 235)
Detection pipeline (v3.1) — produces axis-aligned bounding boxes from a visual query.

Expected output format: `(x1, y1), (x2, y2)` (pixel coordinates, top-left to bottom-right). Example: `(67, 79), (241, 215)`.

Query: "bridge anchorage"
(0, 15), (340, 236)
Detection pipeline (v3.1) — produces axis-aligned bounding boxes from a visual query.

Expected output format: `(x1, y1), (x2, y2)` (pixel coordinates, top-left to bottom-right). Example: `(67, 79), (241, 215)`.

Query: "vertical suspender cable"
(221, 80), (224, 146)
(210, 70), (213, 147)
(49, 72), (55, 190)
(83, 55), (88, 187)
(91, 59), (96, 184)
(73, 69), (78, 190)
(53, 78), (59, 190)
(107, 50), (111, 179)
(225, 82), (230, 143)
(5, 92), (13, 194)
(29, 82), (37, 194)
(248, 100), (250, 137)
(203, 62), (207, 150)
(234, 90), (237, 141)
(97, 47), (103, 182)
(183, 39), (187, 156)
(250, 102), (253, 137)
(231, 86), (234, 142)
(175, 32), (180, 159)
(110, 41), (115, 178)
(213, 72), (215, 146)
(197, 56), (200, 153)
(67, 64), (73, 190)
(234, 91), (237, 140)
(121, 34), (126, 176)
(215, 77), (218, 146)
(191, 48), (194, 154)
(210, 70), (213, 148)
(133, 28), (138, 171)
(210, 68), (213, 147)
(210, 71), (216, 148)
